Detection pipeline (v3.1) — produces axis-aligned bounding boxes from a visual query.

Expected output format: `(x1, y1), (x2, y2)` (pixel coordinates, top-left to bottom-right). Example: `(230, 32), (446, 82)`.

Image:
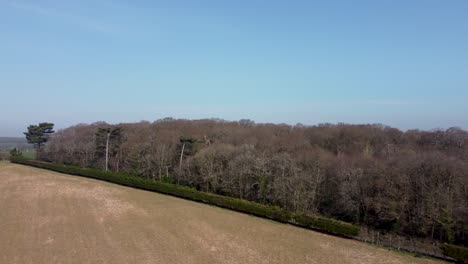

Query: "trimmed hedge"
(292, 213), (360, 237)
(10, 157), (359, 238)
(441, 243), (468, 263)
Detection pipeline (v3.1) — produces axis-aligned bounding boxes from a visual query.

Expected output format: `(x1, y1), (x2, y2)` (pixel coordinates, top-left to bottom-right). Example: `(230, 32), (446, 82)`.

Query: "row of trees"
(39, 119), (468, 245)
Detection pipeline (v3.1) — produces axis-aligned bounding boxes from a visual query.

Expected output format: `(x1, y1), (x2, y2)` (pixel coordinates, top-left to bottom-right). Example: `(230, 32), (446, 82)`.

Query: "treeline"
(41, 119), (468, 246)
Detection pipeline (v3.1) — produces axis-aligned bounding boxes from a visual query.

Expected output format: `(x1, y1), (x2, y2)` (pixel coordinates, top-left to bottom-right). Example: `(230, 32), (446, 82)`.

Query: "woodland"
(39, 118), (468, 246)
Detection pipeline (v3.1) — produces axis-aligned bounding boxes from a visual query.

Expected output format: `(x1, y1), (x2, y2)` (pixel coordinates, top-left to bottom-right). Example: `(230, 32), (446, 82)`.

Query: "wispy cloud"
(4, 0), (117, 34)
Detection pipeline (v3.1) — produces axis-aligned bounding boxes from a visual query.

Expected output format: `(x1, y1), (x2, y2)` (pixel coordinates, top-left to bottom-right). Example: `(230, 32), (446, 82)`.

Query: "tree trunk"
(105, 132), (110, 171)
(179, 142), (185, 171)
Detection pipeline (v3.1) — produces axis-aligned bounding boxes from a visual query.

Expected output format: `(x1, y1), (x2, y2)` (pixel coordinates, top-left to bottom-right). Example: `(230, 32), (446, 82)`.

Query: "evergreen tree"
(24, 122), (54, 158)
(95, 127), (123, 171)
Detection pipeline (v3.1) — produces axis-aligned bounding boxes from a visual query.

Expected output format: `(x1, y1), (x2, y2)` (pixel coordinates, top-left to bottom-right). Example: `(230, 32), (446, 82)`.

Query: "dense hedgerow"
(10, 157), (361, 237)
(10, 158), (291, 220)
(292, 213), (360, 237)
(441, 243), (468, 263)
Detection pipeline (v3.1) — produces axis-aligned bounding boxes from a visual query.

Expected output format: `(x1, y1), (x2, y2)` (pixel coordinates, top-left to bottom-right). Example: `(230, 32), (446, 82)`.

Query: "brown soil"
(0, 163), (442, 264)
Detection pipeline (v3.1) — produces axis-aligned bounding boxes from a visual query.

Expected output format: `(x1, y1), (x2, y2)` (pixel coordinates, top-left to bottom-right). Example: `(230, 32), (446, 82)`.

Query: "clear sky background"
(0, 0), (467, 136)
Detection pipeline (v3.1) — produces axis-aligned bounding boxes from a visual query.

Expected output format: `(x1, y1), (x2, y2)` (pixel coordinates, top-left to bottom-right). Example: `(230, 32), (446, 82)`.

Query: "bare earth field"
(0, 163), (442, 264)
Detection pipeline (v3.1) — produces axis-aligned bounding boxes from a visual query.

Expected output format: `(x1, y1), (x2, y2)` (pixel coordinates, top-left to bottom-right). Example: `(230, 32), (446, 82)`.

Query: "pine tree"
(24, 122), (54, 159)
(95, 127), (123, 171)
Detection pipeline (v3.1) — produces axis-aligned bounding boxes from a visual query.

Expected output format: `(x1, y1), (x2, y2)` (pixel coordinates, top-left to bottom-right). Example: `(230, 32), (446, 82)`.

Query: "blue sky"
(0, 0), (467, 136)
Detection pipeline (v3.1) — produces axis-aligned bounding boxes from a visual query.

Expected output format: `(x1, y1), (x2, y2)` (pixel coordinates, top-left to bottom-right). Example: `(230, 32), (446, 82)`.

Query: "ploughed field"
(0, 163), (441, 264)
